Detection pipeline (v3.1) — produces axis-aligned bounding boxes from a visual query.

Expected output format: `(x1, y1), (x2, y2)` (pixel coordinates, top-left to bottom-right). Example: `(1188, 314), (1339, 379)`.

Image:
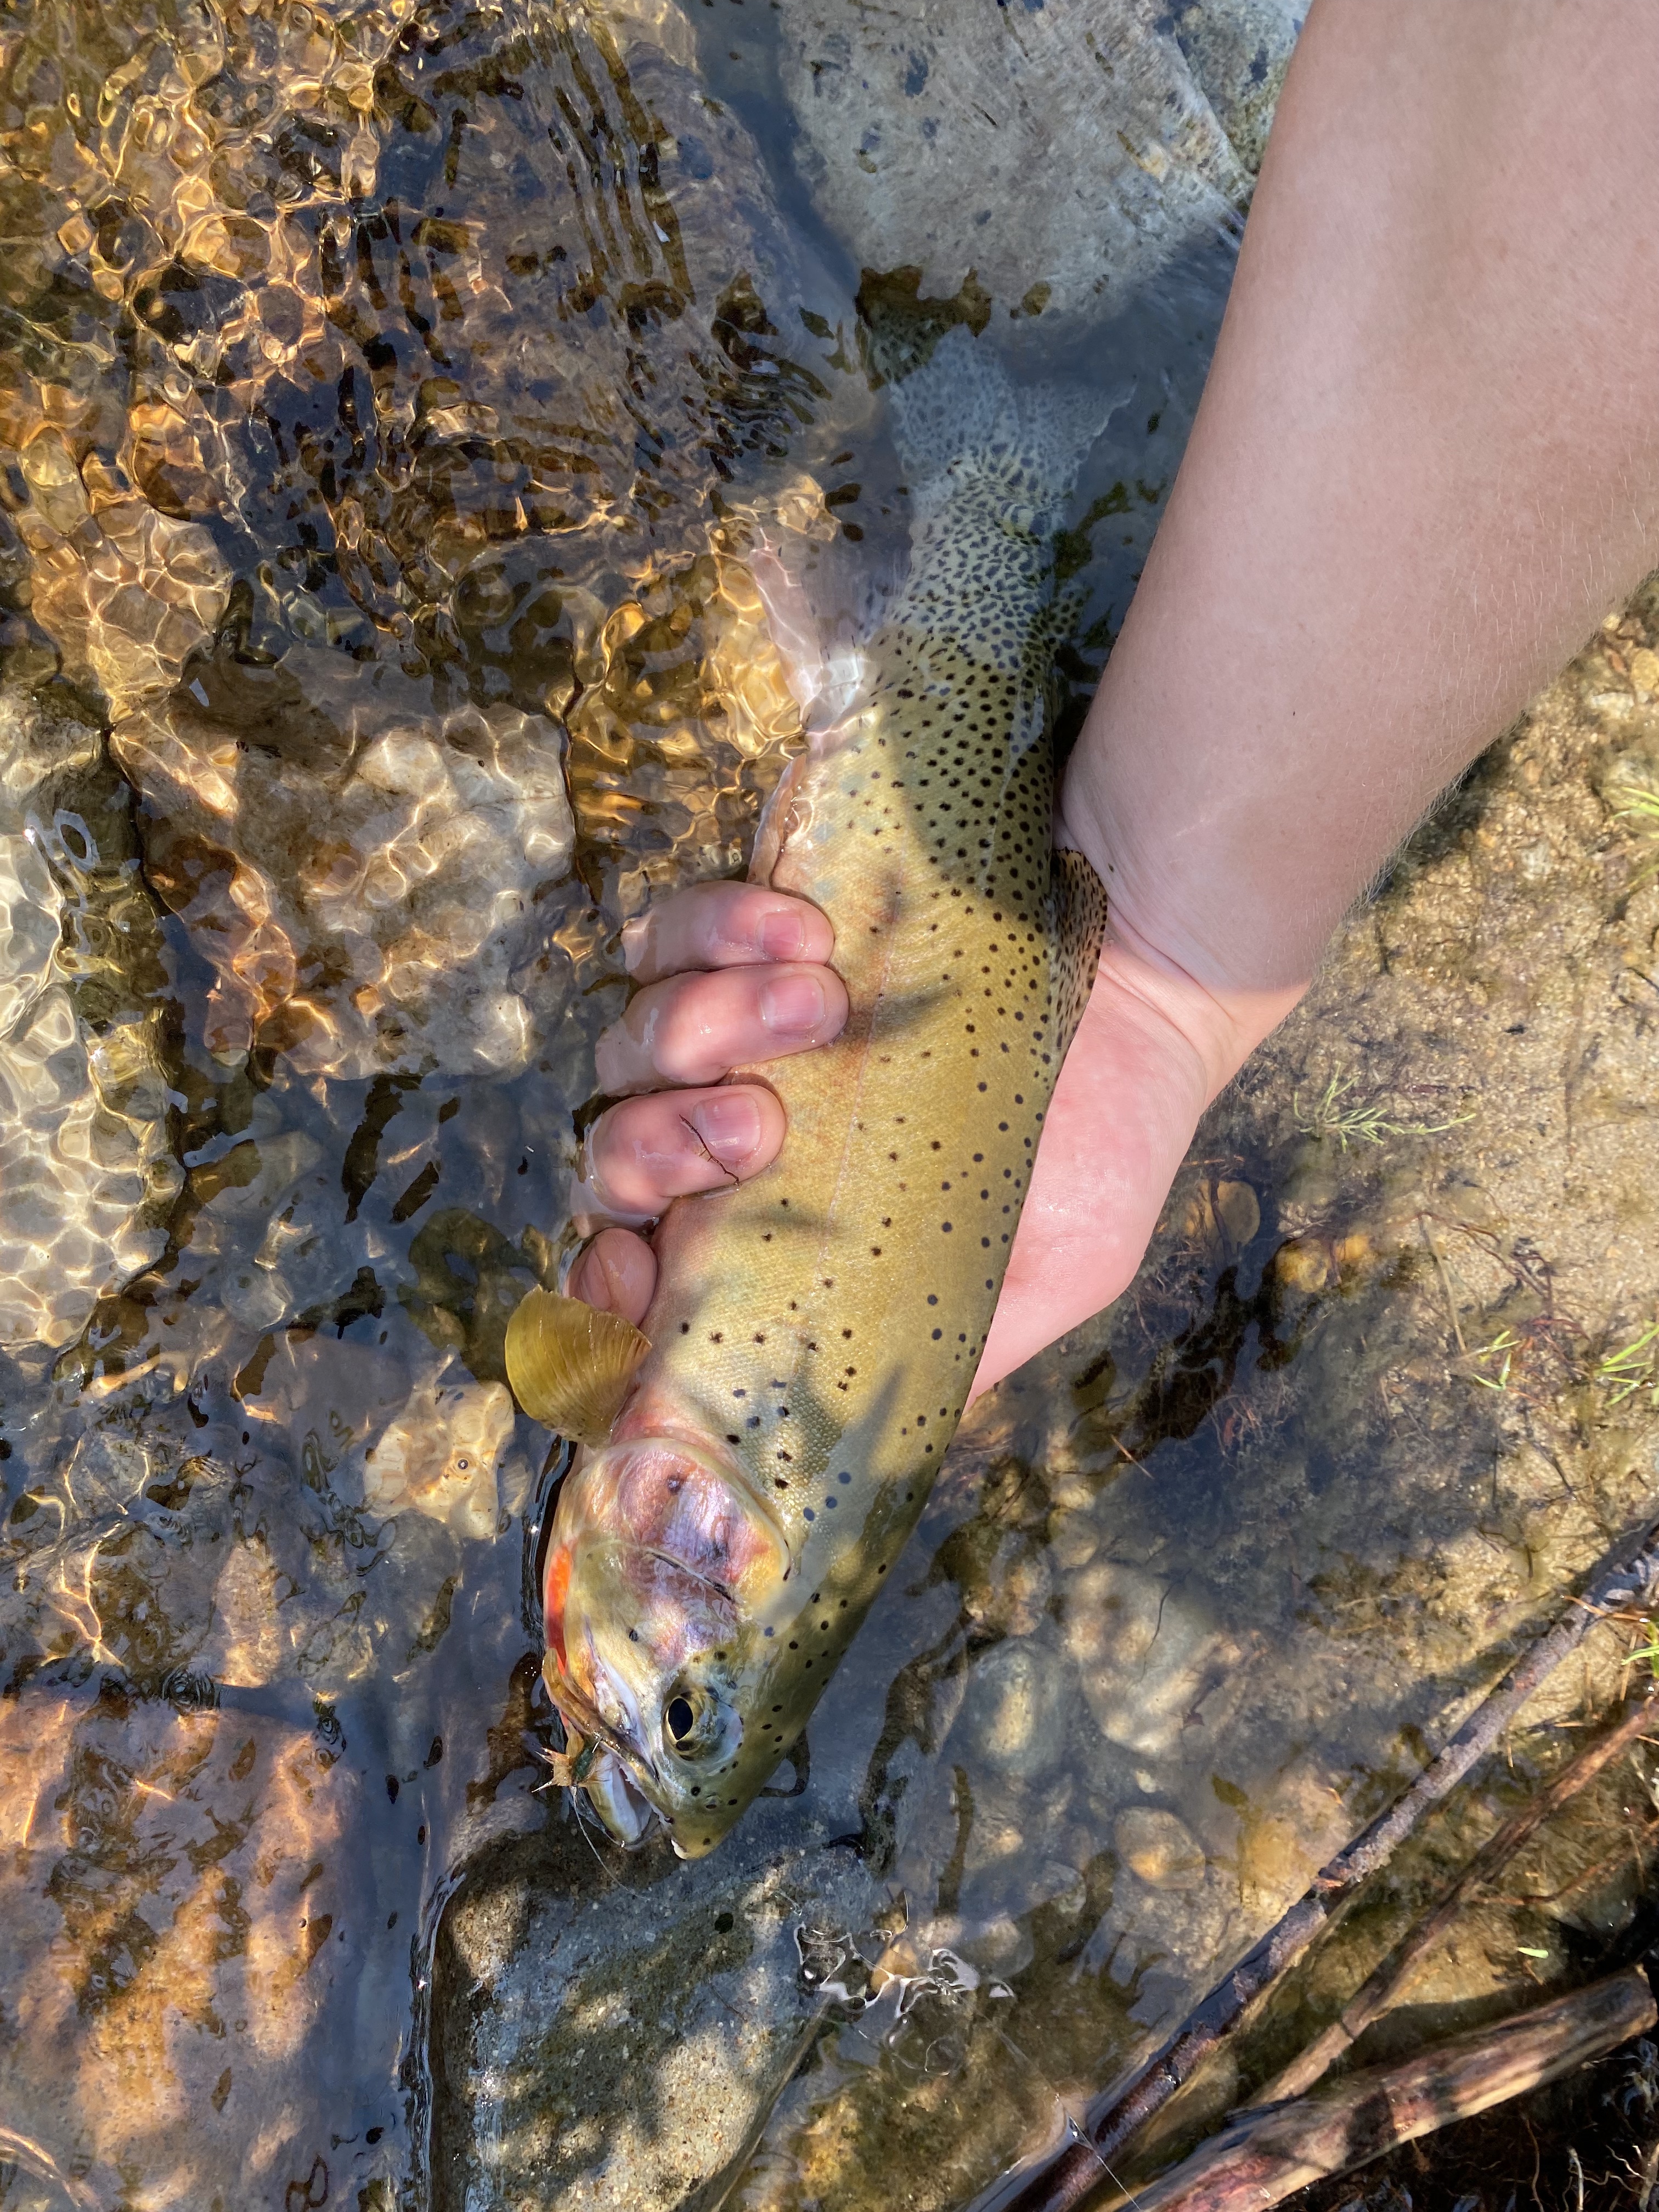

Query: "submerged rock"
(428, 1819), (875, 2212)
(1063, 1555), (1243, 1759)
(354, 1372), (517, 1543)
(952, 1638), (1074, 1782)
(0, 686), (178, 1346)
(1115, 1804), (1208, 1891)
(771, 0), (1301, 347)
(123, 683), (576, 1076)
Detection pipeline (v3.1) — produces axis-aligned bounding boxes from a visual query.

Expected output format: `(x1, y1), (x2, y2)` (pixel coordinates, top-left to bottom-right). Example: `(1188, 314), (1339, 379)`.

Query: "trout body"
(536, 333), (1111, 1852)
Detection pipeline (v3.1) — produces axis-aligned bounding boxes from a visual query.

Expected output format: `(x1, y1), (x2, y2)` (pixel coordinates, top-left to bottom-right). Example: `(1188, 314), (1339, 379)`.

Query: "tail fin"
(887, 325), (1128, 523)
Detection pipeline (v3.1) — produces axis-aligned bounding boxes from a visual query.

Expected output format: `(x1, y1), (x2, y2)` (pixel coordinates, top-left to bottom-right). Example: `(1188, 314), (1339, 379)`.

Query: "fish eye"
(661, 1681), (735, 1764)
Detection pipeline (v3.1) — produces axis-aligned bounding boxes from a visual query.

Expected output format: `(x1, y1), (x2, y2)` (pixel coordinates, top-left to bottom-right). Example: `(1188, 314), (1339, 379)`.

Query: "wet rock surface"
(769, 0), (1301, 347)
(429, 1816), (874, 2212)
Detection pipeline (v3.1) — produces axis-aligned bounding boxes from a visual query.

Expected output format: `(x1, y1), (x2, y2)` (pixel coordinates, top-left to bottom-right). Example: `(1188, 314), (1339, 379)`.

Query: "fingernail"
(758, 909), (806, 962)
(689, 1092), (763, 1165)
(759, 972), (826, 1036)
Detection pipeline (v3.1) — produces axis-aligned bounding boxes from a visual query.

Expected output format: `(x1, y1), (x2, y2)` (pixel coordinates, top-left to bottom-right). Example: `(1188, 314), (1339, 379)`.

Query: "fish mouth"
(584, 1747), (656, 1847)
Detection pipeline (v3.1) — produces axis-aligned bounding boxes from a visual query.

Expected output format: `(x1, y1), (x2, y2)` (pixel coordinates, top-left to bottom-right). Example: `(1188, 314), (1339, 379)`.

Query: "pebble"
(955, 1640), (1070, 1781)
(359, 1376), (515, 1541)
(1063, 1559), (1237, 1757)
(1114, 1808), (1207, 1891)
(1180, 1178), (1261, 1255)
(1237, 1813), (1321, 1917)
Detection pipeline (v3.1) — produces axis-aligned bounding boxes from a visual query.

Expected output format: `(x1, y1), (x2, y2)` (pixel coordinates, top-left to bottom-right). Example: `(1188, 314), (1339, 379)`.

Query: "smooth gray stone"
(772, 0), (1302, 347)
(427, 1812), (877, 2212)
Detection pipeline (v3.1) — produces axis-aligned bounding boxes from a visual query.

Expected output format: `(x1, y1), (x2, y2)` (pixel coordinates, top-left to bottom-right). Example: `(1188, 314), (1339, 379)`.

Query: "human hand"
(565, 880), (847, 1324)
(566, 871), (1285, 1396)
(967, 916), (1295, 1390)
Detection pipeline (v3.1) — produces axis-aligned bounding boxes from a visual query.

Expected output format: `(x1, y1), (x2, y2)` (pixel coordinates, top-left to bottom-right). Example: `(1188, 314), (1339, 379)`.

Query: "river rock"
(428, 1815), (876, 2212)
(0, 686), (178, 1347)
(120, 684), (577, 1077)
(356, 1374), (516, 1543)
(1114, 1805), (1207, 1891)
(773, 0), (1300, 347)
(952, 1637), (1073, 1781)
(1063, 1556), (1242, 1759)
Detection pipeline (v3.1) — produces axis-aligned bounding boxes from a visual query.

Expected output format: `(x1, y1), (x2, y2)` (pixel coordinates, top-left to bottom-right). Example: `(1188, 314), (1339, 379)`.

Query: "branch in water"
(985, 1509), (1659, 2212)
(1250, 1688), (1656, 2107)
(1112, 1969), (1656, 2212)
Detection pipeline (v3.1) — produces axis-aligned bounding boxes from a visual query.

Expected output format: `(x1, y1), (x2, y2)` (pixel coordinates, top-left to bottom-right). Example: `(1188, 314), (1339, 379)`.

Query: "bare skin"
(573, 0), (1659, 1392)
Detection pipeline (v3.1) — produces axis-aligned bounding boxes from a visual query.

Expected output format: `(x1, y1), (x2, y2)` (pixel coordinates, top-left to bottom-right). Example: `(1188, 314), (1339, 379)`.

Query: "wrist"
(1094, 914), (1304, 1113)
(1058, 785), (1307, 1109)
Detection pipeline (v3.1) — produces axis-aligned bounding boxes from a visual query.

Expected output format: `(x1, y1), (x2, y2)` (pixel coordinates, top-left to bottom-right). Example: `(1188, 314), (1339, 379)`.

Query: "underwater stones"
(120, 685), (575, 1077)
(358, 1375), (516, 1543)
(3, 0), (853, 1091)
(0, 1680), (370, 2208)
(953, 1637), (1072, 1781)
(1233, 1774), (1341, 1921)
(1088, 1861), (1233, 2011)
(1159, 0), (1305, 173)
(1047, 1505), (1101, 1573)
(772, 0), (1287, 347)
(951, 1855), (1088, 1976)
(191, 1126), (328, 1331)
(0, 379), (232, 721)
(22, 481), (230, 723)
(1180, 1175), (1262, 1256)
(204, 1537), (290, 1689)
(430, 1819), (875, 2212)
(0, 689), (178, 1348)
(1063, 1557), (1240, 1759)
(1114, 1805), (1207, 1891)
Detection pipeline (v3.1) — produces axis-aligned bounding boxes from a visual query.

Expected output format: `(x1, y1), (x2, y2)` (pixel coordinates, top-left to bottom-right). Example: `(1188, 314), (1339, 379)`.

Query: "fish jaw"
(584, 1747), (655, 1846)
(543, 1425), (794, 1851)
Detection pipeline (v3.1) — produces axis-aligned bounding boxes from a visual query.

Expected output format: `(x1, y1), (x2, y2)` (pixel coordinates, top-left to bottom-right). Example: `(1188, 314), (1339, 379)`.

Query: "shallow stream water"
(3, 5), (1658, 2210)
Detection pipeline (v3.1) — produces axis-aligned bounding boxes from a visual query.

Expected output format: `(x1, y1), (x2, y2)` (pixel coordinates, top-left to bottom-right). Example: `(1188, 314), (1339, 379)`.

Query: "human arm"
(569, 0), (1659, 1390)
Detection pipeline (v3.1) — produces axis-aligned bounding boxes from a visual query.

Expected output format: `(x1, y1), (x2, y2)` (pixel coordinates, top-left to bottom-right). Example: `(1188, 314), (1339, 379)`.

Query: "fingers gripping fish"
(510, 330), (1118, 1853)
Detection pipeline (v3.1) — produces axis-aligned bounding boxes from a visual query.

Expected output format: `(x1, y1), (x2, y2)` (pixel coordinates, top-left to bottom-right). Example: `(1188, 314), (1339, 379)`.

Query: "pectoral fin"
(505, 1287), (649, 1443)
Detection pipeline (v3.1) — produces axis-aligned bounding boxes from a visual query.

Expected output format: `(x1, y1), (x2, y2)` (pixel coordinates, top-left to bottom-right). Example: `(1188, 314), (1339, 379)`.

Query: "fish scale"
(538, 330), (1113, 1853)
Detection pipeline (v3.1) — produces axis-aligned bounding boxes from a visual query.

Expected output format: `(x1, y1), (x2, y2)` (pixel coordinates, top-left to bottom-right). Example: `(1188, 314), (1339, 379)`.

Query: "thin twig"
(1250, 1690), (1654, 2105)
(981, 1512), (1659, 2212)
(1418, 1213), (1467, 1354)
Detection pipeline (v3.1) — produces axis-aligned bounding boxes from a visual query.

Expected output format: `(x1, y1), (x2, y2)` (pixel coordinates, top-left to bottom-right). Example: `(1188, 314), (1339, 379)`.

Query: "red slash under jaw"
(544, 1542), (571, 1671)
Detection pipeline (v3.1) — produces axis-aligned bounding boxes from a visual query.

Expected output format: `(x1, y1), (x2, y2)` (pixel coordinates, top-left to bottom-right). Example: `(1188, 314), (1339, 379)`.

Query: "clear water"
(3, 4), (1656, 2209)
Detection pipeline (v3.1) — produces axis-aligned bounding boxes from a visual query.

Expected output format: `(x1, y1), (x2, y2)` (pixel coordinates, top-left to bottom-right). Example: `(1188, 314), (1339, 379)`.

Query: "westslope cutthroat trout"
(520, 329), (1114, 1853)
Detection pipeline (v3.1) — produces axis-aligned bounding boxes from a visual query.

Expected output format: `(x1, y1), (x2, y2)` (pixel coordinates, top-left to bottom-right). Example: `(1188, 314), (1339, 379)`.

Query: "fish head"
(542, 1429), (792, 1855)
